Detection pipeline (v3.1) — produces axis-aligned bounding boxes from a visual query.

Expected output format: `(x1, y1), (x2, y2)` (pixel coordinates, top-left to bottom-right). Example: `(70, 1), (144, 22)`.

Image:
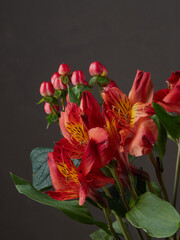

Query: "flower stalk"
(149, 152), (169, 202)
(173, 139), (180, 207)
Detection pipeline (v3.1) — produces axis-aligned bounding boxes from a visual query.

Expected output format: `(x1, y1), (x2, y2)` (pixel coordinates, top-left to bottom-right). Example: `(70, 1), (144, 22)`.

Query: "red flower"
(46, 147), (113, 205)
(154, 71), (180, 114)
(102, 70), (158, 157)
(58, 101), (113, 173)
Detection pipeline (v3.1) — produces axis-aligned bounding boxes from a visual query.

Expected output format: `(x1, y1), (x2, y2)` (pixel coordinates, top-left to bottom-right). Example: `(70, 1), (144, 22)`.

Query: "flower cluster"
(12, 63), (180, 240)
(38, 62), (180, 209)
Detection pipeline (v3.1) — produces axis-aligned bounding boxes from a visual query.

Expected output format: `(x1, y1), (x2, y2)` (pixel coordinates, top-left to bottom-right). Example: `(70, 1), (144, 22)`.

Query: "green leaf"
(68, 87), (79, 105)
(62, 75), (69, 84)
(54, 89), (62, 98)
(90, 221), (123, 240)
(152, 114), (167, 160)
(89, 77), (97, 87)
(46, 114), (58, 128)
(71, 85), (91, 99)
(146, 181), (162, 198)
(96, 76), (110, 86)
(37, 98), (45, 104)
(30, 147), (53, 191)
(10, 173), (109, 232)
(153, 102), (180, 140)
(126, 192), (180, 238)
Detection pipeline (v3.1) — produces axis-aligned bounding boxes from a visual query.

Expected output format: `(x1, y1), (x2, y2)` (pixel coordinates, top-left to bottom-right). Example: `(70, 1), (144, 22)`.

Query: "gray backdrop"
(1, 0), (180, 239)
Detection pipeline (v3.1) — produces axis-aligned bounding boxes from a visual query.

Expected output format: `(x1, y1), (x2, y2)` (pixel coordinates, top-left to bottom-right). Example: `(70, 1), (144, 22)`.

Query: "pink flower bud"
(51, 72), (60, 85)
(101, 65), (108, 77)
(44, 102), (59, 115)
(71, 70), (88, 85)
(89, 61), (103, 76)
(51, 72), (67, 90)
(40, 82), (55, 97)
(58, 63), (70, 75)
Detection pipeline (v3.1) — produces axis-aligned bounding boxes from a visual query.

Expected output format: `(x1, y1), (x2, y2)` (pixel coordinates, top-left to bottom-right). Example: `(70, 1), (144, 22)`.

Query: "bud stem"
(49, 103), (60, 124)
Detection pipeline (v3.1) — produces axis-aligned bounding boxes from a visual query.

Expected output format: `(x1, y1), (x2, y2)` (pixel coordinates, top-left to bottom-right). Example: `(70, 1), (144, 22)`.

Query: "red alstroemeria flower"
(102, 70), (158, 157)
(58, 95), (113, 174)
(154, 71), (180, 114)
(47, 147), (114, 205)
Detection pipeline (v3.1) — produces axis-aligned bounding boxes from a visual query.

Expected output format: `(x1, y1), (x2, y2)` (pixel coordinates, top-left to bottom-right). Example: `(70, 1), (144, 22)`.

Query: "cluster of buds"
(39, 61), (109, 127)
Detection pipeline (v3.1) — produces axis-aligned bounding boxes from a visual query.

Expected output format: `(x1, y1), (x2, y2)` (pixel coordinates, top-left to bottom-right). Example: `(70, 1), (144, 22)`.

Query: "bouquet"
(11, 62), (180, 239)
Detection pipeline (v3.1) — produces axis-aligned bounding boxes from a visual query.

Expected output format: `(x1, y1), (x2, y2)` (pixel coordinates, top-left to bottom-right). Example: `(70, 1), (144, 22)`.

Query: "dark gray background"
(1, 0), (180, 239)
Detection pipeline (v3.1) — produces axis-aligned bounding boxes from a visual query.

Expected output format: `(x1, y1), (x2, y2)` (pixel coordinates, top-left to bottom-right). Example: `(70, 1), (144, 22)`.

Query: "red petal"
(47, 190), (79, 201)
(128, 117), (158, 156)
(129, 70), (154, 105)
(79, 185), (87, 205)
(81, 139), (98, 176)
(80, 91), (105, 129)
(55, 138), (85, 160)
(47, 152), (69, 190)
(88, 127), (109, 143)
(87, 169), (114, 188)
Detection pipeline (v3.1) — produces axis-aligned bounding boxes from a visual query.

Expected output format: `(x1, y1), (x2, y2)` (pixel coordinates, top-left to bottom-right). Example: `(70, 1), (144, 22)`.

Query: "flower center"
(112, 95), (132, 125)
(57, 161), (80, 185)
(66, 122), (89, 144)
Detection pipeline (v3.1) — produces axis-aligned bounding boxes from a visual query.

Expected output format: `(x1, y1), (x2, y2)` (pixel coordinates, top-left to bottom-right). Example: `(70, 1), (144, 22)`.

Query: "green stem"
(173, 140), (180, 207)
(102, 207), (121, 240)
(103, 186), (112, 199)
(149, 152), (169, 202)
(136, 229), (144, 240)
(97, 83), (103, 99)
(49, 103), (60, 124)
(112, 210), (132, 240)
(110, 166), (130, 211)
(128, 174), (138, 200)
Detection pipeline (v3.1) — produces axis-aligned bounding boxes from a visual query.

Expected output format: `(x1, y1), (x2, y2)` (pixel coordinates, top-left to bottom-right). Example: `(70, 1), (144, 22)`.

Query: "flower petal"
(47, 190), (79, 201)
(128, 117), (158, 156)
(87, 169), (114, 188)
(102, 87), (132, 126)
(55, 138), (85, 159)
(59, 102), (89, 144)
(47, 152), (69, 190)
(129, 70), (154, 105)
(80, 91), (105, 129)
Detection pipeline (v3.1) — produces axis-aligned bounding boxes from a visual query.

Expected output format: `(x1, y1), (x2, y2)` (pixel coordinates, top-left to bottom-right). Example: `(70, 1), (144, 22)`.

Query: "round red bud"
(51, 72), (67, 90)
(89, 61), (103, 76)
(58, 63), (70, 76)
(40, 82), (55, 97)
(71, 70), (88, 86)
(44, 102), (59, 115)
(101, 65), (108, 77)
(51, 72), (60, 85)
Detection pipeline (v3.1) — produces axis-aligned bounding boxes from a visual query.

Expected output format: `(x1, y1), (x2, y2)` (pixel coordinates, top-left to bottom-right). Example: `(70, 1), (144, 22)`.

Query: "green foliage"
(89, 76), (110, 87)
(153, 102), (180, 141)
(46, 114), (59, 128)
(30, 147), (53, 191)
(152, 114), (167, 160)
(10, 173), (109, 233)
(71, 85), (91, 99)
(68, 87), (80, 104)
(126, 192), (180, 238)
(89, 77), (97, 87)
(90, 221), (123, 240)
